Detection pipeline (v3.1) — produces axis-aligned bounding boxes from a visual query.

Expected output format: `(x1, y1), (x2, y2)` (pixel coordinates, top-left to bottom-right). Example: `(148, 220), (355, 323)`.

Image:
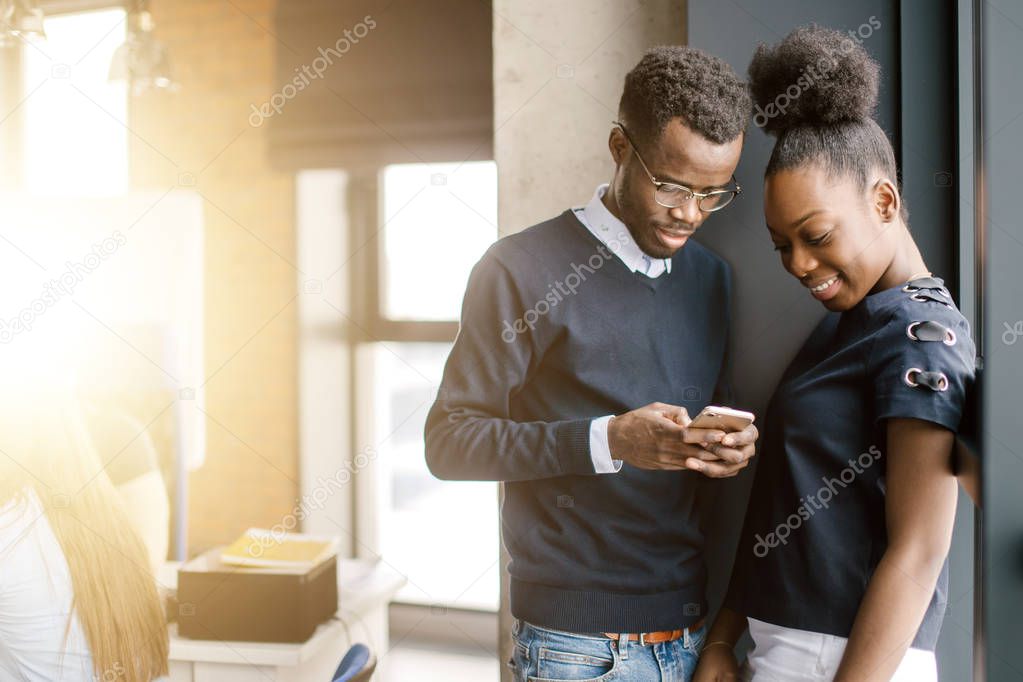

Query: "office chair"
(331, 643), (376, 682)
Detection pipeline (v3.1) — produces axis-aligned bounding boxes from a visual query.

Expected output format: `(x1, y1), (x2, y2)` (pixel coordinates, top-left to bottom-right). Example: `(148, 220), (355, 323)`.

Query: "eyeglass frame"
(613, 121), (741, 212)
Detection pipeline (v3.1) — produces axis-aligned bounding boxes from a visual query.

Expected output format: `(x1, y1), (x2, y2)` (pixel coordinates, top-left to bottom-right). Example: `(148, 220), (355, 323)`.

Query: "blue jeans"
(508, 618), (707, 682)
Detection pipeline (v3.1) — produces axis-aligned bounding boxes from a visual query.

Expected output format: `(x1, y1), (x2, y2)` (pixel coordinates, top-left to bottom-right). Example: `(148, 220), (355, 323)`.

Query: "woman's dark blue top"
(726, 277), (976, 651)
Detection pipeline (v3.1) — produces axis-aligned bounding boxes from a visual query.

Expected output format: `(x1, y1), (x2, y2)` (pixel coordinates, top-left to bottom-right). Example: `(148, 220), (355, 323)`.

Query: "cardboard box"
(177, 547), (338, 643)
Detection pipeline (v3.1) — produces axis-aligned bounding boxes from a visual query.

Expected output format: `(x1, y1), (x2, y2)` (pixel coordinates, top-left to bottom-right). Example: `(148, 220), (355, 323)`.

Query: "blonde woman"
(0, 369), (168, 681)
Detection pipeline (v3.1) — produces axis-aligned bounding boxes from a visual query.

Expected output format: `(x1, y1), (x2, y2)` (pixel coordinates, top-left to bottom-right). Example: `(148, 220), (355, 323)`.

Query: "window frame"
(347, 163), (500, 613)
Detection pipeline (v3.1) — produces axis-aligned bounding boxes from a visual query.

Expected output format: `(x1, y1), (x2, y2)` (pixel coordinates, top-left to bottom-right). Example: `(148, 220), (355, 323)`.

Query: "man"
(424, 46), (756, 681)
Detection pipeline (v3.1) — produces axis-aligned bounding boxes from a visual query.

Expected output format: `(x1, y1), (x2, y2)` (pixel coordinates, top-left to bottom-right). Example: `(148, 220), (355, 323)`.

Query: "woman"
(694, 26), (974, 682)
(0, 362), (169, 681)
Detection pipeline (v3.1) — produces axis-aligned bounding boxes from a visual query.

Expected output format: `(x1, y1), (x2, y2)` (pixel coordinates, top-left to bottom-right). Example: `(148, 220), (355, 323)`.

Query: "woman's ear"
(872, 178), (900, 223)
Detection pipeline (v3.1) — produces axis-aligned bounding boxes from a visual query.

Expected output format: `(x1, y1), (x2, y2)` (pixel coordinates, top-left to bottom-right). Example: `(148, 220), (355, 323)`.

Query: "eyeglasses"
(613, 122), (741, 212)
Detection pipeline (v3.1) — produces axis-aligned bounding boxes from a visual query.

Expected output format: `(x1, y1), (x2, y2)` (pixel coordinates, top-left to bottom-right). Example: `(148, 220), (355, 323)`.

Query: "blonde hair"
(0, 377), (168, 681)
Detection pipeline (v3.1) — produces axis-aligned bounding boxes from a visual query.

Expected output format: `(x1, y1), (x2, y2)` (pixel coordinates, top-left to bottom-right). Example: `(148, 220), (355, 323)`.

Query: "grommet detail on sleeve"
(902, 276), (945, 292)
(906, 320), (957, 346)
(909, 292), (953, 307)
(903, 367), (949, 391)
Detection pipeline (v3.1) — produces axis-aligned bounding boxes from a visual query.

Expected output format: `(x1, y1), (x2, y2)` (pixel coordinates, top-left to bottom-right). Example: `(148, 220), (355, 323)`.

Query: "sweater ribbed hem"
(510, 578), (707, 633)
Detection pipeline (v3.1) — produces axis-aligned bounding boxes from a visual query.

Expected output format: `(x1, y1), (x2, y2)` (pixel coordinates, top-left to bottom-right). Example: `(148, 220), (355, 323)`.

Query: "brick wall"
(128, 0), (298, 556)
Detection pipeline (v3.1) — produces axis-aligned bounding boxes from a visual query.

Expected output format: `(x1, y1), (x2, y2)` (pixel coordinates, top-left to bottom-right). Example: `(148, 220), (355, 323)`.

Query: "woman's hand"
(693, 642), (740, 682)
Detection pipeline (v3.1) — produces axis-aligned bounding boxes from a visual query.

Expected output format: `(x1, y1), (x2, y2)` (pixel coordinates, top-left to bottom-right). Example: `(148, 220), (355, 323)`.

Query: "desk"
(165, 558), (405, 682)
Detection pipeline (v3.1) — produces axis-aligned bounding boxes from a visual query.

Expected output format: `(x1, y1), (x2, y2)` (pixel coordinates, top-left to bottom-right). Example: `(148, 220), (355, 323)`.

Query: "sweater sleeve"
(423, 248), (597, 481)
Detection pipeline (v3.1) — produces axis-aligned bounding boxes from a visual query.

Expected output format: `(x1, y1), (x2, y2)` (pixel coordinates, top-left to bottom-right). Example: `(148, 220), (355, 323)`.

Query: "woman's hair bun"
(748, 24), (880, 135)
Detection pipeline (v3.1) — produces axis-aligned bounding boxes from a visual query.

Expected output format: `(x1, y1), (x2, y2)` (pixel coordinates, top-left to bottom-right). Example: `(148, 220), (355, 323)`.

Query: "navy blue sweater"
(424, 209), (732, 632)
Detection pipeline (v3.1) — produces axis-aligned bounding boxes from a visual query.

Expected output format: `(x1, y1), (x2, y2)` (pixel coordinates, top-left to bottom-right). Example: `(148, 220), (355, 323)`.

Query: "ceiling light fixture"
(0, 0), (46, 46)
(109, 1), (176, 94)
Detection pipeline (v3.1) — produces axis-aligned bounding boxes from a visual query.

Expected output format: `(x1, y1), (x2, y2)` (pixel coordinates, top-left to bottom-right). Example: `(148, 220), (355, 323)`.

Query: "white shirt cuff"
(589, 415), (623, 474)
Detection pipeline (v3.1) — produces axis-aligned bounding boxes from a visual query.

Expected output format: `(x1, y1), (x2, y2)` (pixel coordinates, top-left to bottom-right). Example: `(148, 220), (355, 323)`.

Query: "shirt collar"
(576, 184), (671, 276)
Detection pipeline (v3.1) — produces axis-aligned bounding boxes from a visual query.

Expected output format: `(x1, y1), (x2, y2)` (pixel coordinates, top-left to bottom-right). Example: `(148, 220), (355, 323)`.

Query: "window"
(372, 342), (499, 610)
(380, 162), (498, 321)
(21, 8), (128, 196)
(368, 160), (499, 610)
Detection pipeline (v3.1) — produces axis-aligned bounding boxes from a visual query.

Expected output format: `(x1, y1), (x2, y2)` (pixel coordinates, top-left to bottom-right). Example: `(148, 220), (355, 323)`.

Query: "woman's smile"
(805, 274), (842, 301)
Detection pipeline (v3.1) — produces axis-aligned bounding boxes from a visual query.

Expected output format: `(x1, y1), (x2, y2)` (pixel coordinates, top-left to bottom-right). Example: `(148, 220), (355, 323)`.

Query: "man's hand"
(606, 403), (758, 478)
(679, 412), (758, 478)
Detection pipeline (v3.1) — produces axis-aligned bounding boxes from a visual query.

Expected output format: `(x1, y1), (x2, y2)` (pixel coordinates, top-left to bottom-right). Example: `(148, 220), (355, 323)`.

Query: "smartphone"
(686, 405), (755, 432)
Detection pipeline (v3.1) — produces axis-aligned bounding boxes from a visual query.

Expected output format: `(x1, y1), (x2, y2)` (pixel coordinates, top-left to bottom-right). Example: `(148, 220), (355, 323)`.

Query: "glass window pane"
(374, 342), (499, 610)
(23, 9), (128, 197)
(381, 161), (497, 321)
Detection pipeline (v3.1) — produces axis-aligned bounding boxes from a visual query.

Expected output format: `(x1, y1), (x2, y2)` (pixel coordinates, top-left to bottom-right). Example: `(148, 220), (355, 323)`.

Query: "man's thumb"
(674, 406), (691, 427)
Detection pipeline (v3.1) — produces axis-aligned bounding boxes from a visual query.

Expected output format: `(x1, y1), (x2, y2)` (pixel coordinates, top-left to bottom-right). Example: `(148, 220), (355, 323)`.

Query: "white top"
(0, 488), (94, 681)
(573, 184), (672, 474)
(745, 617), (937, 681)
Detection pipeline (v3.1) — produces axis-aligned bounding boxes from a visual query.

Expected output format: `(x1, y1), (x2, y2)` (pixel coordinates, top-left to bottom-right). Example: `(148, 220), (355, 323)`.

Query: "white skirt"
(742, 617), (938, 681)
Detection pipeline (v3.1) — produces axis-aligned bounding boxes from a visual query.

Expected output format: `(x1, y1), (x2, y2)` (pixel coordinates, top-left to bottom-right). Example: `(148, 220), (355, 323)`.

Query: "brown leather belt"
(602, 617), (705, 645)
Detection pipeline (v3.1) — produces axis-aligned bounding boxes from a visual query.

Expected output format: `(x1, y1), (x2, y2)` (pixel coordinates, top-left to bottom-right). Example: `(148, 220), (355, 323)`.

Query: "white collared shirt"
(573, 184), (672, 277)
(572, 184), (672, 473)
